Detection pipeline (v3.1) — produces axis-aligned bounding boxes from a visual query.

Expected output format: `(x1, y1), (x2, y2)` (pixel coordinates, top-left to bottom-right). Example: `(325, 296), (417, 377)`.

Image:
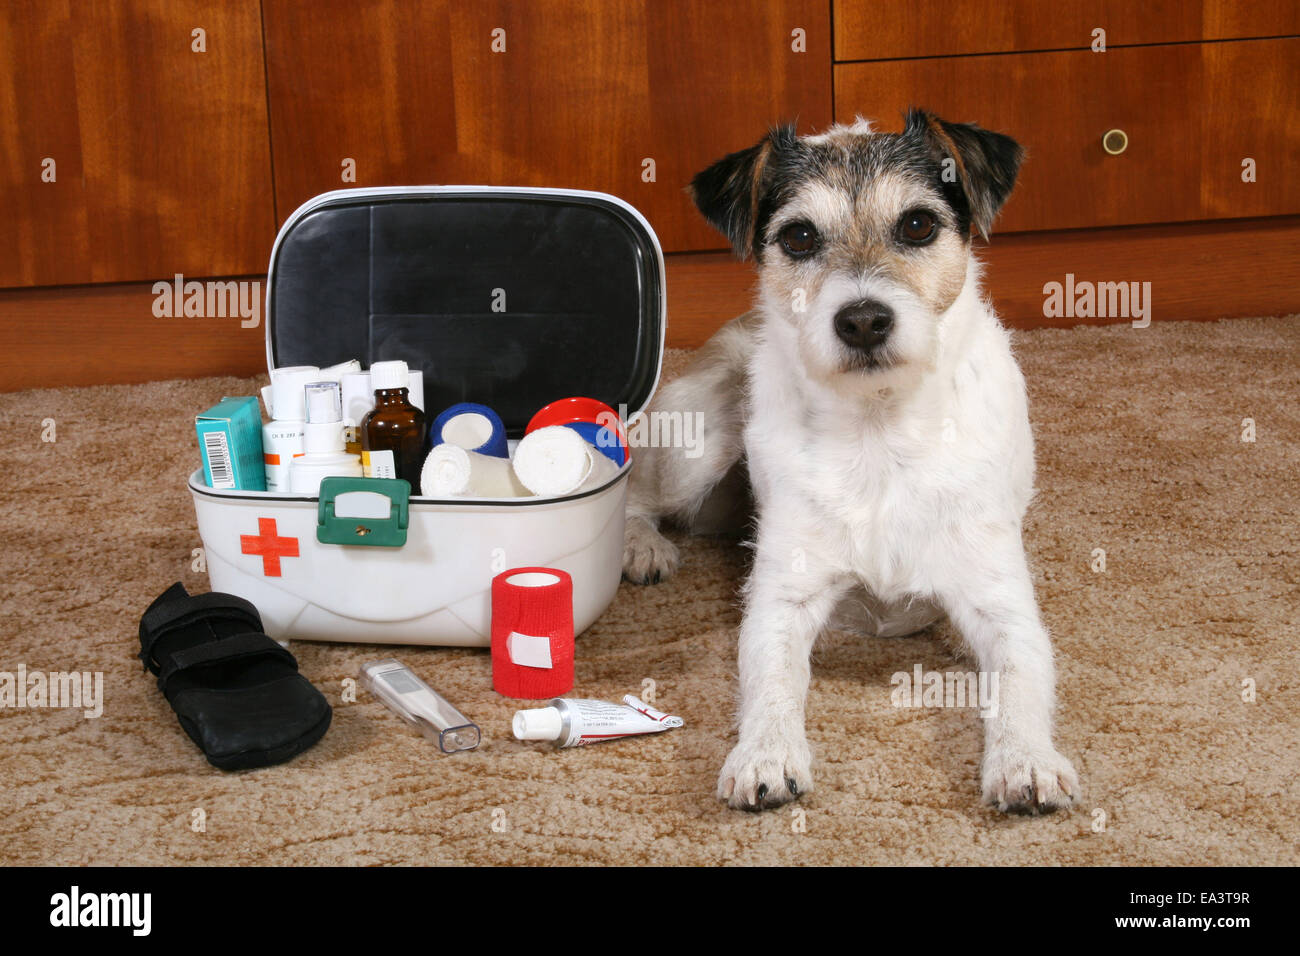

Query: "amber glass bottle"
(361, 360), (426, 487)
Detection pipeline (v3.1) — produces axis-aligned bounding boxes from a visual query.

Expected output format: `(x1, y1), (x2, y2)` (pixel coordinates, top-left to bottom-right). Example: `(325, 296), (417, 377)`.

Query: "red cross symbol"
(240, 517), (299, 577)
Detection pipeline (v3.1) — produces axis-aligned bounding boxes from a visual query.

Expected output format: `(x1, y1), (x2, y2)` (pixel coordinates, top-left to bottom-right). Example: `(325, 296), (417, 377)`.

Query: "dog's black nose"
(833, 300), (894, 351)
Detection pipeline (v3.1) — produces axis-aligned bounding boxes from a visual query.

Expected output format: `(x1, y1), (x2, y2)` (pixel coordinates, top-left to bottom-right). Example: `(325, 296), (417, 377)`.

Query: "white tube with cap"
(512, 696), (683, 749)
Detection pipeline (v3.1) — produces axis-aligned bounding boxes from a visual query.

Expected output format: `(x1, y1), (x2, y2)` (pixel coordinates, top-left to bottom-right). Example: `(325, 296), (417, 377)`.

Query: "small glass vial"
(360, 360), (426, 486)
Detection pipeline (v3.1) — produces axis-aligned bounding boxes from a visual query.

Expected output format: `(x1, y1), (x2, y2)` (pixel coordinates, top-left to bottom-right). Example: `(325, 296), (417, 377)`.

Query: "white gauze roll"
(421, 445), (530, 498)
(512, 425), (620, 497)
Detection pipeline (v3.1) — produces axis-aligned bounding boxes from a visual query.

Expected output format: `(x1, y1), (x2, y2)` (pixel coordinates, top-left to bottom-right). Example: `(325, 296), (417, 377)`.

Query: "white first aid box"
(189, 186), (664, 646)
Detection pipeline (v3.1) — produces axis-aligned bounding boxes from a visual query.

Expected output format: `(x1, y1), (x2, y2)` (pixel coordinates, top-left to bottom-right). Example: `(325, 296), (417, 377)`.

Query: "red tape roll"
(491, 567), (574, 699)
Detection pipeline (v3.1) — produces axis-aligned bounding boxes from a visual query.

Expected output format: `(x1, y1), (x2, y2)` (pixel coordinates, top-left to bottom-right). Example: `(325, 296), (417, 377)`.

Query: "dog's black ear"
(690, 124), (797, 259)
(904, 108), (1023, 240)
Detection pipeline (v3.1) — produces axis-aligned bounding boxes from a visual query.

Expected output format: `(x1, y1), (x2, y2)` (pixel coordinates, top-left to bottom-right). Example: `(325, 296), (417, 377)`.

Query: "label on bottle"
(264, 422), (306, 492)
(363, 449), (397, 480)
(342, 425), (361, 457)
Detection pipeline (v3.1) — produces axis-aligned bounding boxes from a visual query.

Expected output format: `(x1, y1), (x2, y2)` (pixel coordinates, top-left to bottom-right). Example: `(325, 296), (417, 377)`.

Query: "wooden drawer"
(834, 37), (1300, 232)
(0, 0), (275, 288)
(834, 0), (1300, 61)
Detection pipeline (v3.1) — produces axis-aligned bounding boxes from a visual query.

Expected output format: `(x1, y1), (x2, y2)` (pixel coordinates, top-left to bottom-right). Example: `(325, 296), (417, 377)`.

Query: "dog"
(623, 110), (1079, 814)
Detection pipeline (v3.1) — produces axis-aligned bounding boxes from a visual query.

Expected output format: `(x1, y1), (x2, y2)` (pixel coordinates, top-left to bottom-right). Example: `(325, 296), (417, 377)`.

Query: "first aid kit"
(189, 186), (665, 646)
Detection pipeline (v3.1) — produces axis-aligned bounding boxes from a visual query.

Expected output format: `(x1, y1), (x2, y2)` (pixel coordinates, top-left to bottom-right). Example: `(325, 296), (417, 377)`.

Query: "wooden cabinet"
(5, 0), (1291, 288)
(1, 1), (1297, 390)
(0, 0), (275, 287)
(262, 0), (831, 253)
(835, 38), (1300, 233)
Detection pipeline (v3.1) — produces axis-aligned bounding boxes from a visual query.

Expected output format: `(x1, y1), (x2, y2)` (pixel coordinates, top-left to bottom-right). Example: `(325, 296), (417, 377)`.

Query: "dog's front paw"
(622, 516), (680, 585)
(982, 742), (1079, 815)
(717, 731), (813, 811)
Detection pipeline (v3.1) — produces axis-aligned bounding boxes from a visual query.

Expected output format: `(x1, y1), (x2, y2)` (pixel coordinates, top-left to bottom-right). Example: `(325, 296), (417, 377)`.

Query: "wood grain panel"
(1200, 38), (1300, 218)
(981, 217), (1300, 331)
(0, 3), (91, 285)
(834, 0), (1300, 61)
(0, 278), (269, 391)
(262, 0), (832, 252)
(835, 38), (1300, 232)
(0, 0), (275, 288)
(3, 218), (1297, 390)
(260, 1), (459, 221)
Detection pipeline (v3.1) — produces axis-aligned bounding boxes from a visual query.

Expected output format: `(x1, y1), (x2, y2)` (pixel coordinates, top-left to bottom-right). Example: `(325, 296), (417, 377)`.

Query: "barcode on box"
(204, 431), (234, 488)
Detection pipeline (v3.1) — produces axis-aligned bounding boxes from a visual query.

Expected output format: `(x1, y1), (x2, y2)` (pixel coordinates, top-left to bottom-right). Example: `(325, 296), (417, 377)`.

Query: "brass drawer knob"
(1102, 128), (1129, 155)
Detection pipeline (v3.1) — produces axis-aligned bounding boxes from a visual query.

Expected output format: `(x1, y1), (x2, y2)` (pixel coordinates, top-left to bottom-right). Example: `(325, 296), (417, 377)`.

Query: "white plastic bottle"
(340, 371), (374, 456)
(289, 381), (364, 495)
(320, 358), (361, 382)
(262, 365), (320, 492)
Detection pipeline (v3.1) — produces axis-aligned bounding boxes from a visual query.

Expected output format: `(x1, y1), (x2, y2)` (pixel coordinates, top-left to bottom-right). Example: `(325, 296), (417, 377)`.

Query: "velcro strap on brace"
(156, 632), (296, 693)
(138, 589), (264, 674)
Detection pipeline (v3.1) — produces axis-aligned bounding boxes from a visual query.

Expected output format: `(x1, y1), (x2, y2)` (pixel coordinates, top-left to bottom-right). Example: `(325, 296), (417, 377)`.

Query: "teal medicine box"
(196, 396), (266, 491)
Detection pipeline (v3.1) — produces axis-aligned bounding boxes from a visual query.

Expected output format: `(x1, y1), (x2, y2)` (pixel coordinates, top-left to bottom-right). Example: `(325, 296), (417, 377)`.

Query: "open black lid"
(266, 187), (665, 436)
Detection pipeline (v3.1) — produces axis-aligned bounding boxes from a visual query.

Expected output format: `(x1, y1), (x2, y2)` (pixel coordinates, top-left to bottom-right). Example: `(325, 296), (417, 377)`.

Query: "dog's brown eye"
(899, 210), (937, 245)
(779, 222), (819, 257)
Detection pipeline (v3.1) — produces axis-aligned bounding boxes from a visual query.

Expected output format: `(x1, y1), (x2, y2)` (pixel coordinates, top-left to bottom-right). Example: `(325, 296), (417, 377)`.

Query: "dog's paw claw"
(623, 518), (680, 585)
(718, 734), (812, 811)
(982, 743), (1079, 816)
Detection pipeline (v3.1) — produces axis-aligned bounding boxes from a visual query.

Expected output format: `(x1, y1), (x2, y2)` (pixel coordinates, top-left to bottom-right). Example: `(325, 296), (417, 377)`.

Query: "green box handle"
(317, 477), (410, 548)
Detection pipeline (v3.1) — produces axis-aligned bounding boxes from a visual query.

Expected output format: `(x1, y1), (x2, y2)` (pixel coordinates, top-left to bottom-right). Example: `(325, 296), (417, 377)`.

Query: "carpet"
(1, 316), (1297, 866)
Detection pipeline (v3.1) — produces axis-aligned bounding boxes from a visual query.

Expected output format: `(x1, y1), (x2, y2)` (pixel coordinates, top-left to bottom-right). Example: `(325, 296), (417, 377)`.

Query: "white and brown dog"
(624, 111), (1079, 814)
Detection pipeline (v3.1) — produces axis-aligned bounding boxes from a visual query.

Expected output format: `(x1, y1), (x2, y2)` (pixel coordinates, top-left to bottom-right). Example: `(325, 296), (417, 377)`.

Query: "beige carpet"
(1, 316), (1298, 866)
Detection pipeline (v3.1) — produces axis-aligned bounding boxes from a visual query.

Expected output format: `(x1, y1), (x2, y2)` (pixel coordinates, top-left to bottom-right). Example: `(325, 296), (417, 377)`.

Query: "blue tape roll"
(562, 421), (626, 466)
(430, 403), (509, 459)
